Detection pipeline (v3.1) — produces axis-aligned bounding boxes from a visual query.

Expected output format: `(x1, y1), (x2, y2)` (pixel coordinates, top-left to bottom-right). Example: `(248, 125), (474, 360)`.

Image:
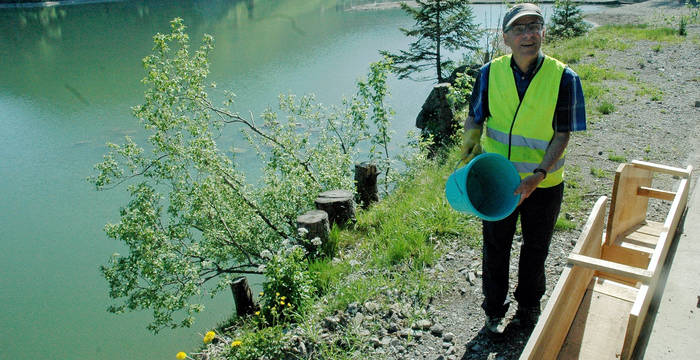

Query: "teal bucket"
(445, 153), (522, 221)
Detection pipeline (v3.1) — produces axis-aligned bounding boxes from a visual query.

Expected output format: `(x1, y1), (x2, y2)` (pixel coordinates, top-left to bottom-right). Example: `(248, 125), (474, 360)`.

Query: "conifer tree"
(548, 0), (591, 40)
(380, 0), (482, 83)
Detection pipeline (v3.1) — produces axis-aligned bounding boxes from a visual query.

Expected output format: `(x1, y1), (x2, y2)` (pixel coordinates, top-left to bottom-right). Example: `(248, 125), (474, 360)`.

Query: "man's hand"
(461, 128), (482, 162)
(514, 173), (545, 205)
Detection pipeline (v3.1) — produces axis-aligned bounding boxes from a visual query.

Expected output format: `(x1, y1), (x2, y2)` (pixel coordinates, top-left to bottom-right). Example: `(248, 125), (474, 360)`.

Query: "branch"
(197, 96), (319, 185)
(220, 173), (290, 242)
(100, 154), (169, 191)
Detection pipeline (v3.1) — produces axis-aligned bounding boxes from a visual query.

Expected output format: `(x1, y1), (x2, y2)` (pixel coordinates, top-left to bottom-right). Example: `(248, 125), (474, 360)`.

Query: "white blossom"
(297, 227), (309, 237)
(260, 250), (273, 259)
(311, 237), (322, 246)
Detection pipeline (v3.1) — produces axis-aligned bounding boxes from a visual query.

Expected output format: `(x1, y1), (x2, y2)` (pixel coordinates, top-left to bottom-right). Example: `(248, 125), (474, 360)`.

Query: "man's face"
(503, 15), (545, 62)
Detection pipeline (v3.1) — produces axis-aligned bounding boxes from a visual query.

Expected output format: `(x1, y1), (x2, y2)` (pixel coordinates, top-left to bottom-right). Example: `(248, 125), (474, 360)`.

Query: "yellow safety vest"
(481, 54), (567, 188)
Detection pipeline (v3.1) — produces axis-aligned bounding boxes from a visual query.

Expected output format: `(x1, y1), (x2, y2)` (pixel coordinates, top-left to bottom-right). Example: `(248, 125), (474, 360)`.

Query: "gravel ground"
(375, 2), (700, 360)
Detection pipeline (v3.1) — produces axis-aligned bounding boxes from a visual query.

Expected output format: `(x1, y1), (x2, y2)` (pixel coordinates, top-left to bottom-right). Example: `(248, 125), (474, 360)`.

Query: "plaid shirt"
(468, 54), (587, 132)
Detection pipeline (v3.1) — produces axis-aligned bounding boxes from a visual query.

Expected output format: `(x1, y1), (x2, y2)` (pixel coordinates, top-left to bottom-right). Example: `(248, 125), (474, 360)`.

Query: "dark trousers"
(481, 182), (564, 318)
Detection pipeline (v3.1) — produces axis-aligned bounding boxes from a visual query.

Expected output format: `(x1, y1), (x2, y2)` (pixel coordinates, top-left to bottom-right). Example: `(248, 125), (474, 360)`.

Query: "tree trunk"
(355, 162), (379, 208)
(230, 276), (257, 317)
(297, 209), (330, 256)
(314, 189), (355, 227)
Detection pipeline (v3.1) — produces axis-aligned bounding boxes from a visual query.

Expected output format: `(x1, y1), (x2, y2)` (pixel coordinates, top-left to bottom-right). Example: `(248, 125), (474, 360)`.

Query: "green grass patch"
(555, 217), (577, 231)
(608, 152), (627, 163)
(590, 167), (607, 178)
(573, 63), (626, 82)
(597, 100), (616, 114)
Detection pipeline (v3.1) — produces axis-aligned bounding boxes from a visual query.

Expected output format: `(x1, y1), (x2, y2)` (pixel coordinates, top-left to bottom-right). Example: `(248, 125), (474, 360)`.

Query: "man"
(461, 3), (586, 338)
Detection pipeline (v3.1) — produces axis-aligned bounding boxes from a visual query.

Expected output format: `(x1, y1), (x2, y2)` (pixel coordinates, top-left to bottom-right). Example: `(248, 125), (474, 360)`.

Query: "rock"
(459, 287), (468, 295)
(370, 337), (381, 348)
(430, 323), (444, 336)
(347, 302), (359, 316)
(380, 336), (392, 346)
(467, 271), (477, 286)
(364, 301), (379, 313)
(323, 316), (340, 331)
(387, 322), (399, 333)
(434, 263), (445, 272)
(413, 319), (432, 330)
(358, 328), (371, 337)
(442, 341), (451, 349)
(435, 355), (446, 360)
(390, 338), (401, 347)
(442, 332), (455, 342)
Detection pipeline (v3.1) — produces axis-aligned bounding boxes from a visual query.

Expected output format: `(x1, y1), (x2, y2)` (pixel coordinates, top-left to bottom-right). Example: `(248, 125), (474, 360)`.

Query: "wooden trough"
(520, 160), (693, 360)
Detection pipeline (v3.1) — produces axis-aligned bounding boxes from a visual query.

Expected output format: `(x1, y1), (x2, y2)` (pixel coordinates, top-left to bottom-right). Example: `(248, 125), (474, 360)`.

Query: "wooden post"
(355, 162), (379, 208)
(297, 210), (330, 256)
(314, 189), (355, 227)
(230, 276), (257, 317)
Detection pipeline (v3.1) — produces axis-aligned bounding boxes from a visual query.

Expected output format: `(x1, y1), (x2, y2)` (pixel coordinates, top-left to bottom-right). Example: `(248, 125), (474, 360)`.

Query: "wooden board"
(605, 164), (653, 246)
(519, 197), (608, 360)
(558, 281), (634, 360)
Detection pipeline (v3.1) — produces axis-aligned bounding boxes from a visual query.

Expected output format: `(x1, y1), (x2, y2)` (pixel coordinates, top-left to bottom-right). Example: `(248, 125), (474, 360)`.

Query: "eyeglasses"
(506, 22), (544, 35)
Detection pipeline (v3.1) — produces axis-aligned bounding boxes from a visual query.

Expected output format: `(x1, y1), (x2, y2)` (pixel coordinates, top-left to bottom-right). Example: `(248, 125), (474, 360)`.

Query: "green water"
(0, 1), (600, 359)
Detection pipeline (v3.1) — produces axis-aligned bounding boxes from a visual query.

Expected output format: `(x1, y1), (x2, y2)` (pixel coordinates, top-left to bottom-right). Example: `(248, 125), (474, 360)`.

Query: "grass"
(590, 167), (607, 178)
(608, 152), (627, 163)
(597, 100), (616, 114)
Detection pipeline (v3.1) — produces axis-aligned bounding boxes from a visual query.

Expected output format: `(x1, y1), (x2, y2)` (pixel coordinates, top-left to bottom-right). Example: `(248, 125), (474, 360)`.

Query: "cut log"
(355, 162), (379, 208)
(297, 209), (330, 255)
(230, 276), (257, 317)
(315, 189), (355, 226)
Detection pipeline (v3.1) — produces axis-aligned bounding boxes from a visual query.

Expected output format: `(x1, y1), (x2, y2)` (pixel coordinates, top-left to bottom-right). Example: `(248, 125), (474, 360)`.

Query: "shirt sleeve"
(554, 67), (587, 132)
(467, 63), (490, 125)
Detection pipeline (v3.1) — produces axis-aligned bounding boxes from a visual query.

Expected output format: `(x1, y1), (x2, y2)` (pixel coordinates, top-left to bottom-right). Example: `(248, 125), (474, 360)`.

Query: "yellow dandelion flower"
(280, 296), (286, 300)
(287, 303), (292, 307)
(203, 330), (215, 344)
(231, 340), (242, 348)
(276, 292), (280, 297)
(259, 291), (264, 297)
(280, 300), (285, 305)
(176, 352), (187, 360)
(255, 311), (260, 316)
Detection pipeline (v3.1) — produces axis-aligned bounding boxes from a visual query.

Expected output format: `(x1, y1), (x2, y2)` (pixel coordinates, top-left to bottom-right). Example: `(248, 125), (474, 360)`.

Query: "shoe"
(484, 316), (507, 338)
(511, 306), (540, 329)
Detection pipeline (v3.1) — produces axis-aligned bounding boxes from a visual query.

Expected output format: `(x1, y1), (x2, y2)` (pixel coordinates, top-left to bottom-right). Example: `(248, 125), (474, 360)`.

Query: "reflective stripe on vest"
(481, 54), (567, 188)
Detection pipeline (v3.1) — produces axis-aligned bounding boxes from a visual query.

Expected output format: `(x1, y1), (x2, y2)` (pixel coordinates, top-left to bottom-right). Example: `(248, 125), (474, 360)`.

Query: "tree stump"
(230, 276), (257, 317)
(355, 162), (379, 208)
(314, 189), (355, 227)
(297, 209), (330, 256)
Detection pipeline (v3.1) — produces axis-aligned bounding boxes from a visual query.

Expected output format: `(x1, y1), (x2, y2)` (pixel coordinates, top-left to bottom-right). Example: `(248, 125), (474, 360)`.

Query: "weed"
(608, 152), (627, 163)
(597, 100), (616, 114)
(590, 167), (607, 178)
(651, 44), (663, 52)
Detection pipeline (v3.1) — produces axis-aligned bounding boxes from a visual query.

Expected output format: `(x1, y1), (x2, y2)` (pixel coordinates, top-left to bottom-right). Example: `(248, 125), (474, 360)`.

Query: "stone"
(467, 271), (477, 286)
(347, 302), (359, 316)
(430, 323), (444, 336)
(369, 337), (381, 348)
(387, 322), (399, 333)
(413, 319), (432, 330)
(364, 301), (379, 313)
(443, 332), (455, 342)
(380, 336), (392, 346)
(323, 316), (340, 331)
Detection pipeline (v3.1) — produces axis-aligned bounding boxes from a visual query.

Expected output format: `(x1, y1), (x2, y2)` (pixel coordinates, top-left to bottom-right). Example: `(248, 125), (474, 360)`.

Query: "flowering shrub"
(258, 247), (314, 325)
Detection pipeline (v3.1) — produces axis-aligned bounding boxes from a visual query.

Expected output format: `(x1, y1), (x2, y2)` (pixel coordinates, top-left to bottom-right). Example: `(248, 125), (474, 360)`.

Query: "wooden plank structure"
(520, 160), (693, 360)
